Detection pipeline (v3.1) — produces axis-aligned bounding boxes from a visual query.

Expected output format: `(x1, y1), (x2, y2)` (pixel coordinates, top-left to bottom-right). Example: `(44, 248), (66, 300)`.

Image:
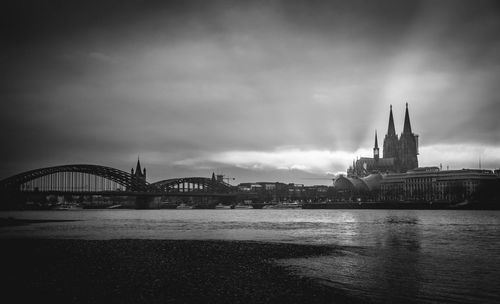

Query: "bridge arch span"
(151, 177), (233, 194)
(0, 164), (150, 192)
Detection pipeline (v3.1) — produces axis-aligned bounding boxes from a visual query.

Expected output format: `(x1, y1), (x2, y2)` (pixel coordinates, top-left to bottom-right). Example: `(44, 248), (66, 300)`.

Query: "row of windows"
(380, 179), (483, 201)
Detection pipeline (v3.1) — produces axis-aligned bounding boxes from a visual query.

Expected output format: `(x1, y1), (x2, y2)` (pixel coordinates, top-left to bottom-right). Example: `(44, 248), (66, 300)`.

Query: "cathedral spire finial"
(135, 156), (142, 176)
(387, 105), (396, 136)
(374, 130), (379, 149)
(403, 102), (412, 134)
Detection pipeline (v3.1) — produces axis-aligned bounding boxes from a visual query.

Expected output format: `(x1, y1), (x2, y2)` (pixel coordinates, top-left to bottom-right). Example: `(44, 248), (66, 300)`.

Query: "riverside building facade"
(379, 167), (499, 203)
(331, 168), (499, 204)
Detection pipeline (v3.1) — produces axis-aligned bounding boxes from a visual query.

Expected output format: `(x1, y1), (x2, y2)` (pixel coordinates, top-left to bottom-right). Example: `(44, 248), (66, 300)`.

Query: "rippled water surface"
(1, 209), (499, 303)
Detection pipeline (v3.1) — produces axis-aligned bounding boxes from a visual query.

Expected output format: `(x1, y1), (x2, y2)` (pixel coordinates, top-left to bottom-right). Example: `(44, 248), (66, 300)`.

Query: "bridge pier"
(135, 195), (161, 209)
(0, 190), (26, 210)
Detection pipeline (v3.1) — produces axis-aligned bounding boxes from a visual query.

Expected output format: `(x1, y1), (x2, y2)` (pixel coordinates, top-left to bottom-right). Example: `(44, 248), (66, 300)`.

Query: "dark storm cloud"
(1, 0), (500, 182)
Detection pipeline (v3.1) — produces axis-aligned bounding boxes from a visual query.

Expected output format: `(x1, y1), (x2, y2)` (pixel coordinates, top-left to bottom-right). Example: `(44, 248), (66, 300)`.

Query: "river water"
(1, 209), (499, 303)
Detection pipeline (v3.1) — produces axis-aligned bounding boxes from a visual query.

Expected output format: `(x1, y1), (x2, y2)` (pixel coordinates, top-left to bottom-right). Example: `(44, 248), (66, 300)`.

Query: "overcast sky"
(1, 0), (499, 185)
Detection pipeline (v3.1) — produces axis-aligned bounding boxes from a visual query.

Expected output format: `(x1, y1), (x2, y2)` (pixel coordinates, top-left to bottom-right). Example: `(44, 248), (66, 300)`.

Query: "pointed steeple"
(403, 102), (412, 134)
(135, 156), (142, 176)
(383, 105), (399, 160)
(387, 105), (396, 136)
(211, 172), (216, 182)
(374, 130), (379, 149)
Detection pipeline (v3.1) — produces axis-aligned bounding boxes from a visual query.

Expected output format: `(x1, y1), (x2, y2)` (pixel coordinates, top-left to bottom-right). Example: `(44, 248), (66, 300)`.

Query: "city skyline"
(1, 0), (500, 185)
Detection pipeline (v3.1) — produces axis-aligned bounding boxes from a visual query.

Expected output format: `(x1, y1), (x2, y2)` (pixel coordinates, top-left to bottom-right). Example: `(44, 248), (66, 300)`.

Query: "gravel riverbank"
(0, 239), (364, 304)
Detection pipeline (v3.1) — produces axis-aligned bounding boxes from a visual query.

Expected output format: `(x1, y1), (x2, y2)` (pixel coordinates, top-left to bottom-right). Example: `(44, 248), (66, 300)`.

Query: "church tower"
(398, 103), (419, 172)
(131, 157), (146, 183)
(383, 105), (399, 160)
(373, 130), (379, 162)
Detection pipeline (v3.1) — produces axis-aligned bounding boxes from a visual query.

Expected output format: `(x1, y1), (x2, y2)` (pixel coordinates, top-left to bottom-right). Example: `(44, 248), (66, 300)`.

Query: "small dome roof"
(333, 176), (369, 192)
(349, 177), (369, 192)
(333, 176), (354, 191)
(361, 173), (383, 191)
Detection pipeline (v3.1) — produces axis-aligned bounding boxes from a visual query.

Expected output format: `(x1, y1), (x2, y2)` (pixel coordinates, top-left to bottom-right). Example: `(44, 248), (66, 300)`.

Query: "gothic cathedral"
(348, 103), (419, 177)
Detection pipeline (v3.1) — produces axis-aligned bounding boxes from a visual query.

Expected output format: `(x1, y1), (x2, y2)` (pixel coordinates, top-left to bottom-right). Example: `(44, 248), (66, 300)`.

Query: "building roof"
(333, 176), (369, 192)
(380, 168), (499, 184)
(361, 173), (383, 191)
(333, 176), (353, 191)
(357, 157), (395, 172)
(350, 177), (369, 192)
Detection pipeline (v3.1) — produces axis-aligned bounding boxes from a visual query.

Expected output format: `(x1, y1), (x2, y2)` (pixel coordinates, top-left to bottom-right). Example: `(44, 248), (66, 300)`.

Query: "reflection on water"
(280, 214), (425, 303)
(1, 209), (500, 303)
(279, 212), (500, 304)
(376, 216), (422, 303)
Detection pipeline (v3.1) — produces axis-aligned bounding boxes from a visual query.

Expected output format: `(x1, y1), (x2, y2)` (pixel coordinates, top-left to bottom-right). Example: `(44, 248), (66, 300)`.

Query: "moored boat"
(107, 204), (123, 209)
(176, 203), (193, 210)
(234, 204), (253, 209)
(53, 203), (83, 210)
(215, 203), (233, 209)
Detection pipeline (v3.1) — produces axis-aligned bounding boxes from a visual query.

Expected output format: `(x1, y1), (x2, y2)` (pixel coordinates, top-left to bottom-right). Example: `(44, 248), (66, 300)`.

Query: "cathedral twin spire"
(402, 102), (412, 134)
(380, 103), (418, 172)
(387, 105), (396, 137)
(383, 103), (413, 138)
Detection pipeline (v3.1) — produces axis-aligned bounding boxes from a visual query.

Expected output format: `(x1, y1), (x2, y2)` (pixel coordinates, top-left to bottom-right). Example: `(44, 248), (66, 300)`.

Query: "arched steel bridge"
(0, 164), (150, 193)
(151, 177), (234, 194)
(0, 164), (235, 196)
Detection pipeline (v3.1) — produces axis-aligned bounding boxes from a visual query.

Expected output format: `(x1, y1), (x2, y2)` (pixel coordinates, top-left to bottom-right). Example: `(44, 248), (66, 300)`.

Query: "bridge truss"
(0, 164), (150, 193)
(151, 177), (235, 195)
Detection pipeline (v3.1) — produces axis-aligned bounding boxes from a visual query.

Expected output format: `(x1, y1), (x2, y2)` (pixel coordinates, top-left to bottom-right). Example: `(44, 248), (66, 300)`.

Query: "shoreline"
(301, 201), (500, 210)
(0, 239), (364, 304)
(5, 200), (499, 211)
(0, 217), (79, 227)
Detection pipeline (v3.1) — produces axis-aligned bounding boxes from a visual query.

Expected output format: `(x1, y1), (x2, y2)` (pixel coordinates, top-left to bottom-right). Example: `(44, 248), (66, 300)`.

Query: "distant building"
(236, 182), (331, 202)
(340, 104), (500, 203)
(379, 168), (499, 203)
(332, 173), (383, 201)
(348, 103), (419, 177)
(331, 168), (499, 203)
